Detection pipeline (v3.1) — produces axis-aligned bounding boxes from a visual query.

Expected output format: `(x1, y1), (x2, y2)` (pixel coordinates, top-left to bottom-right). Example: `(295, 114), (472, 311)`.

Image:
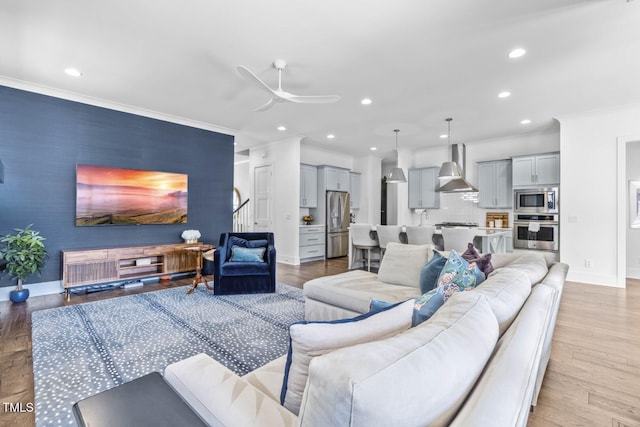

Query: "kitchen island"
(348, 225), (511, 270)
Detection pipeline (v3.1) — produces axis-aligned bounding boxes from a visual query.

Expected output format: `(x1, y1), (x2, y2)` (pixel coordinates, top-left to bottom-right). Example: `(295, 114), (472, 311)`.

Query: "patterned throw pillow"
(436, 250), (480, 300)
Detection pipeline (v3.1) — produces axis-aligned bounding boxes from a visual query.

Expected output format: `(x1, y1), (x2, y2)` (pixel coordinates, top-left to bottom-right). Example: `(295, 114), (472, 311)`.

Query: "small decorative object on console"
(302, 215), (313, 225)
(181, 229), (201, 244)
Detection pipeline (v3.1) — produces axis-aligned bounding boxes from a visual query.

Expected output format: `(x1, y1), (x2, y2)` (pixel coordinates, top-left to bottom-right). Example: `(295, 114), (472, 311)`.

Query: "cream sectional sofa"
(164, 245), (568, 427)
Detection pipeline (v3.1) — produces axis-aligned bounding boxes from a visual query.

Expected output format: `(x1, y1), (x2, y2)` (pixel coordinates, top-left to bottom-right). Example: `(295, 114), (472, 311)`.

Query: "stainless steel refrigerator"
(326, 191), (350, 258)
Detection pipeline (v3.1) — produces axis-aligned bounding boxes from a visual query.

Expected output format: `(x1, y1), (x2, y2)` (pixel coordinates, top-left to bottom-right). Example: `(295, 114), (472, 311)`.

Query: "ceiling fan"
(237, 59), (340, 112)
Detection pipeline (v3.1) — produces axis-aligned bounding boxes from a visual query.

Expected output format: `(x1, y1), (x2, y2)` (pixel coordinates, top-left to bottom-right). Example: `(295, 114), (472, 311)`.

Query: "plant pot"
(10, 288), (29, 303)
(184, 239), (198, 244)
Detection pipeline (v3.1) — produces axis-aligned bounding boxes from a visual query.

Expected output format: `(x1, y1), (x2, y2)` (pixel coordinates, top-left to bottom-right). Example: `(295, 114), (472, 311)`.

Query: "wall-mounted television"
(76, 165), (188, 226)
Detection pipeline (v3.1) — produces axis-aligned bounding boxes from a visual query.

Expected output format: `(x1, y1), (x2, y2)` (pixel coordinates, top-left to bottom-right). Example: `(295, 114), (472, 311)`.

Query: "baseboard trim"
(0, 280), (64, 301)
(566, 271), (622, 288)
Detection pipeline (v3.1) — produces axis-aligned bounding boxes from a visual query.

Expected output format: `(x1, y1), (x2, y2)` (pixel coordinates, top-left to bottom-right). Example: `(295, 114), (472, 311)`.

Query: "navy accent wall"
(0, 85), (234, 287)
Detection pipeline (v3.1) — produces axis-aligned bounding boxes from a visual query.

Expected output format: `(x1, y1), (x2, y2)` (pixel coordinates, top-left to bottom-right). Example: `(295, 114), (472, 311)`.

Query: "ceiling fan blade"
(237, 65), (277, 96)
(284, 94), (341, 104)
(254, 98), (276, 112)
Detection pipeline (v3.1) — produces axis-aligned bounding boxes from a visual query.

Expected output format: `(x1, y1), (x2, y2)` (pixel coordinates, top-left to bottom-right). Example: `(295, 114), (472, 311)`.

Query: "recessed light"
(440, 134), (448, 139)
(277, 126), (286, 131)
(64, 68), (82, 77)
(508, 48), (526, 59)
(498, 91), (511, 98)
(370, 147), (377, 151)
(361, 98), (372, 105)
(327, 134), (335, 139)
(521, 119), (531, 125)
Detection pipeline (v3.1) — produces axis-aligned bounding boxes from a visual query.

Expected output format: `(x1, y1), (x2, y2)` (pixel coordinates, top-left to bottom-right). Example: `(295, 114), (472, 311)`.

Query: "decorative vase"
(305, 221), (312, 225)
(10, 287), (29, 303)
(184, 239), (198, 244)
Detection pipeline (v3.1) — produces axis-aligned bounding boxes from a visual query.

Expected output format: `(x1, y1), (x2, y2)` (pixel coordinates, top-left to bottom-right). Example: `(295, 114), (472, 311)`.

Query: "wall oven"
(513, 214), (559, 251)
(514, 187), (558, 214)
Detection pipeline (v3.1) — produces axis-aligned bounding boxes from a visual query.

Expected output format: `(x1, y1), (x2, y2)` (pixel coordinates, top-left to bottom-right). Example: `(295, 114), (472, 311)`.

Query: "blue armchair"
(213, 232), (276, 295)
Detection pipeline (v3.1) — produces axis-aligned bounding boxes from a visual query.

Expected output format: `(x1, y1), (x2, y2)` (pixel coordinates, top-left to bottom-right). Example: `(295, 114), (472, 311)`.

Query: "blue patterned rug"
(31, 284), (304, 427)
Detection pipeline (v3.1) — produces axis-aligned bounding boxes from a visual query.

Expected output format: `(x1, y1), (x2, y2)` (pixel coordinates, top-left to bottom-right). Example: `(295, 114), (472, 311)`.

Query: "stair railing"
(233, 199), (250, 232)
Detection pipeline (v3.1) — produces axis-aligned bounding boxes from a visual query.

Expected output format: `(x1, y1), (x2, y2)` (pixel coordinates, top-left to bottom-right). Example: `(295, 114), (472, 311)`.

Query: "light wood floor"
(0, 259), (638, 426)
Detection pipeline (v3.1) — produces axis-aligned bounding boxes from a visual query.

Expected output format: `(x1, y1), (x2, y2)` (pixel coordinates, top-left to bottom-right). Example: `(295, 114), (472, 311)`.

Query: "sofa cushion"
(474, 268), (532, 336)
(378, 242), (433, 288)
(298, 292), (499, 427)
(419, 250), (447, 294)
(500, 252), (549, 285)
(220, 261), (269, 275)
(281, 299), (415, 415)
(230, 246), (266, 262)
(303, 270), (421, 314)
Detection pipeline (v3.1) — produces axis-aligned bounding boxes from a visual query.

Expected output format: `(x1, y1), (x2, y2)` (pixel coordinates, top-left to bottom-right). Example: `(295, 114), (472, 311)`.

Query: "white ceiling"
(1, 0), (639, 159)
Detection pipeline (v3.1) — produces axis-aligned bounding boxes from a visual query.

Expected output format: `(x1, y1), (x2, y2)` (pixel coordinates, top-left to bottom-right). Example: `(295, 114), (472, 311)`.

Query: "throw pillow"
(281, 299), (415, 415)
(412, 286), (446, 325)
(418, 250), (448, 294)
(436, 250), (480, 300)
(370, 290), (445, 327)
(226, 236), (268, 260)
(461, 242), (493, 278)
(229, 245), (265, 262)
(377, 242), (433, 288)
(461, 243), (481, 262)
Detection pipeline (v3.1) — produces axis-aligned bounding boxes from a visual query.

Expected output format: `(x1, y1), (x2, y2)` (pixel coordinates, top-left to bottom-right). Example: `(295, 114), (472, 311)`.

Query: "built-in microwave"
(514, 187), (558, 214)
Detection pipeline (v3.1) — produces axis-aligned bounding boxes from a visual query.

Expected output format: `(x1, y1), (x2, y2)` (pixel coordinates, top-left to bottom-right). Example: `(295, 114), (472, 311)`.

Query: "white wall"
(558, 104), (640, 286)
(249, 137), (301, 265)
(626, 142), (640, 278)
(300, 144), (354, 170)
(353, 155), (382, 225)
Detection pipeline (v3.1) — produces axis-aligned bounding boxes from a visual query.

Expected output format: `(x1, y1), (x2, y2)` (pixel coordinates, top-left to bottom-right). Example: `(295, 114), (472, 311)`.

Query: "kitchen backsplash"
(411, 193), (513, 228)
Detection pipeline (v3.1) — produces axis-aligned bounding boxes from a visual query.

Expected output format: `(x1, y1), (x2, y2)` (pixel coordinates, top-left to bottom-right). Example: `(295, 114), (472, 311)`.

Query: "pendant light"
(387, 129), (407, 183)
(438, 118), (462, 179)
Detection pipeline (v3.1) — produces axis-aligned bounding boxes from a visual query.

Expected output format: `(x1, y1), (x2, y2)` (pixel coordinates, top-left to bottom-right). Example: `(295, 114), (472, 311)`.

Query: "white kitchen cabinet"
(299, 226), (325, 262)
(477, 159), (512, 208)
(408, 167), (440, 209)
(319, 166), (350, 192)
(512, 152), (559, 186)
(349, 172), (361, 209)
(300, 164), (318, 207)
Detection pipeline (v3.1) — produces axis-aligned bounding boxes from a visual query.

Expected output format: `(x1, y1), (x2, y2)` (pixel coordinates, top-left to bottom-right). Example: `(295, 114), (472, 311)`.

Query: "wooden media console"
(61, 242), (205, 297)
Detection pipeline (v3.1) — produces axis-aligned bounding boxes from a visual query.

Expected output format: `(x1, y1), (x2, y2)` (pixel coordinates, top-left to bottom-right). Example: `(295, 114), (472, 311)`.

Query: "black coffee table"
(72, 372), (206, 427)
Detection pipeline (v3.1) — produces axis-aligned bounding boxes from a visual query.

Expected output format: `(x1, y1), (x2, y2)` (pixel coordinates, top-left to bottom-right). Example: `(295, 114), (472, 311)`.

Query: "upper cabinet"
(512, 152), (560, 187)
(408, 167), (440, 209)
(300, 164), (318, 208)
(478, 159), (512, 208)
(349, 172), (361, 210)
(319, 166), (350, 192)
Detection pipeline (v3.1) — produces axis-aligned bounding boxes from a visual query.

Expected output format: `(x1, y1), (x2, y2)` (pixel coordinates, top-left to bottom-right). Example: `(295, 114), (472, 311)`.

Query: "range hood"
(436, 143), (478, 193)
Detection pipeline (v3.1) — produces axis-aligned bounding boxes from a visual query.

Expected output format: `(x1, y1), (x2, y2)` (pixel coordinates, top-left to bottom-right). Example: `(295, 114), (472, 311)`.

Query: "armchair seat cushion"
(220, 262), (270, 275)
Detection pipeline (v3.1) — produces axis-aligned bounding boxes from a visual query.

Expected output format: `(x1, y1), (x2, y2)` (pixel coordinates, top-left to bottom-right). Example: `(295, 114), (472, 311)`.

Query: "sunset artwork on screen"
(76, 165), (188, 226)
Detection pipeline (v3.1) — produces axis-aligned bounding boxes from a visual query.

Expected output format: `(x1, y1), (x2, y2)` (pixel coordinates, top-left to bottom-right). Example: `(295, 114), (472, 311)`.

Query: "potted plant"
(0, 225), (47, 303)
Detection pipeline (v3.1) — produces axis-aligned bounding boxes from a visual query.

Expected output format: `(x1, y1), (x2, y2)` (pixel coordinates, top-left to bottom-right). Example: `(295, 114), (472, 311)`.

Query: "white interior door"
(254, 165), (272, 231)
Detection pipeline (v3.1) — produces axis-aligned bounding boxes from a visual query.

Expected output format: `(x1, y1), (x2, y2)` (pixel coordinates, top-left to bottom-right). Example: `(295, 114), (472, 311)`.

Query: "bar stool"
(350, 223), (379, 271)
(442, 227), (478, 253)
(404, 225), (435, 246)
(375, 225), (403, 258)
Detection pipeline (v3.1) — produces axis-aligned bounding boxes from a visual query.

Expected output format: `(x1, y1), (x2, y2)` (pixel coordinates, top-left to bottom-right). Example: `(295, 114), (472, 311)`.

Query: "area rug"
(31, 283), (304, 427)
